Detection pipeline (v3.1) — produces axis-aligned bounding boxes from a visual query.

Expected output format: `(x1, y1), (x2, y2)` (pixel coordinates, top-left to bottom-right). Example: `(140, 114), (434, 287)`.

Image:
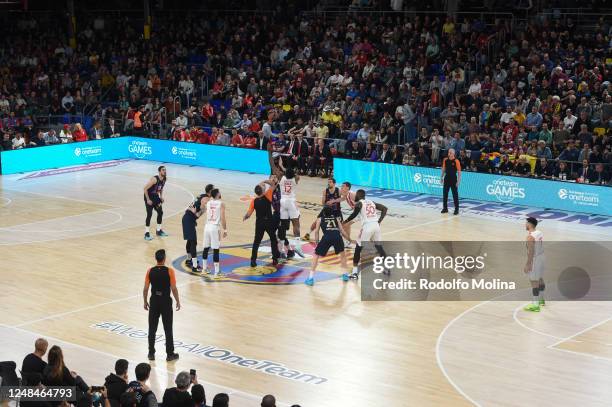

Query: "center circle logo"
(413, 173), (422, 183)
(74, 147), (81, 157)
(558, 189), (568, 199)
(171, 146), (178, 155)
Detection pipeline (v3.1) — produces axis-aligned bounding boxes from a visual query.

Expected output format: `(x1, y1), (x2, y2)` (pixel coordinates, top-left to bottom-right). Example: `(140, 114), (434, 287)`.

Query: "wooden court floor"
(1, 159), (612, 407)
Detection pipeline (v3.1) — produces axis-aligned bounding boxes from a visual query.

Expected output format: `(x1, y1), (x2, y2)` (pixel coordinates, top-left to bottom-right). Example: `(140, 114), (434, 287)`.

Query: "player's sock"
(539, 282), (545, 305)
(145, 226), (150, 234)
(156, 224), (162, 232)
(308, 270), (314, 279)
(191, 258), (198, 268)
(532, 287), (540, 306)
(213, 249), (220, 275)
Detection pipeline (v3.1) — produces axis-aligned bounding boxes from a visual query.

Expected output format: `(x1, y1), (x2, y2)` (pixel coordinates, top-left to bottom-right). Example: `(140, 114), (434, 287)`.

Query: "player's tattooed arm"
(375, 202), (388, 224)
(344, 201), (362, 224)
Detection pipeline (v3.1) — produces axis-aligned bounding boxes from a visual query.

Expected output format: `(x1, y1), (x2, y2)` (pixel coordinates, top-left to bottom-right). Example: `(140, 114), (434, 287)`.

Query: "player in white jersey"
(342, 189), (388, 280)
(279, 167), (304, 257)
(202, 188), (227, 278)
(523, 217), (545, 312)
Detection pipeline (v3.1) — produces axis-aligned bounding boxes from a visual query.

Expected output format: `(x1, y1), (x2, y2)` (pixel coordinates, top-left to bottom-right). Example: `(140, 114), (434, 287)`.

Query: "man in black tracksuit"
(243, 181), (281, 267)
(441, 148), (462, 215)
(143, 249), (180, 362)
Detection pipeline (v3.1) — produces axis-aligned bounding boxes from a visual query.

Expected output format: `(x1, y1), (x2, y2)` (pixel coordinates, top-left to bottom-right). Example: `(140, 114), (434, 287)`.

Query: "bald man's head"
(35, 338), (48, 356)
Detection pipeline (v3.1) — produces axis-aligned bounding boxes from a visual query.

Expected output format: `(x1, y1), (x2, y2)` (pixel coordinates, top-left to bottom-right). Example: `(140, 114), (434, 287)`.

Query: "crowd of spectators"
(0, 338), (296, 407)
(0, 8), (610, 183)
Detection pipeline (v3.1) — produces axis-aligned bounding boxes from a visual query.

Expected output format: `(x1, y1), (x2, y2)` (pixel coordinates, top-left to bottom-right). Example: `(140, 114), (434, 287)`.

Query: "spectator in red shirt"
(503, 119), (519, 141)
(209, 128), (218, 145)
(248, 118), (261, 133)
(230, 129), (244, 147)
(73, 123), (88, 142)
(243, 132), (257, 148)
(201, 101), (214, 124)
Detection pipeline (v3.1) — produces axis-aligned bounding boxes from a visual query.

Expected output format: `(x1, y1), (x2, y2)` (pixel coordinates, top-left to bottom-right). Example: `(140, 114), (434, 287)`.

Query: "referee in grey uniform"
(143, 249), (181, 362)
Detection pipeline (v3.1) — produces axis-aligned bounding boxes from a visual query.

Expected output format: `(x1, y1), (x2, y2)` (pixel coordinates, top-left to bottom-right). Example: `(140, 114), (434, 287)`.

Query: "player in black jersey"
(304, 205), (352, 286)
(182, 184), (214, 273)
(143, 166), (167, 241)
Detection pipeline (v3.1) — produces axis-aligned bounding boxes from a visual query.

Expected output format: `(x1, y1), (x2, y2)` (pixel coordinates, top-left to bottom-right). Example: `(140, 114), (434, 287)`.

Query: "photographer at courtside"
(143, 249), (181, 362)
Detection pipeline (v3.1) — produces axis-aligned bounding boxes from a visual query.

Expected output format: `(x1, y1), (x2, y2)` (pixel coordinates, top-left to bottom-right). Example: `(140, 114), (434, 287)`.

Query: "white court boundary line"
(438, 297), (612, 406)
(0, 209), (123, 233)
(547, 316), (612, 349)
(13, 276), (203, 328)
(511, 302), (569, 341)
(0, 197), (12, 207)
(435, 301), (488, 407)
(0, 179), (194, 246)
(0, 323), (289, 407)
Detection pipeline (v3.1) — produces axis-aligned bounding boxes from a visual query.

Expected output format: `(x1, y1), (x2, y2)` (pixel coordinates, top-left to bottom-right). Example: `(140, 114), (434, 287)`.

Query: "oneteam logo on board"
(128, 140), (153, 159)
(413, 172), (442, 188)
(74, 147), (81, 157)
(170, 145), (197, 160)
(486, 178), (526, 203)
(557, 188), (599, 207)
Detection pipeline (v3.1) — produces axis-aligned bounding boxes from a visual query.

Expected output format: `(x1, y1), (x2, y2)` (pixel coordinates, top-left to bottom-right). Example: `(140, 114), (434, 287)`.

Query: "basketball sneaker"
(156, 230), (168, 237)
(349, 272), (360, 280)
(304, 277), (314, 286)
(166, 353), (179, 362)
(250, 259), (257, 268)
(144, 232), (153, 241)
(523, 304), (540, 312)
(341, 273), (350, 282)
(539, 298), (546, 306)
(191, 267), (201, 274)
(147, 353), (155, 361)
(292, 241), (305, 258)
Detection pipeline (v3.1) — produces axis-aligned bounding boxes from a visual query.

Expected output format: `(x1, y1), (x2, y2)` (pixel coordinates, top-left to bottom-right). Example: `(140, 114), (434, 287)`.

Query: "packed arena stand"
(0, 7), (610, 184)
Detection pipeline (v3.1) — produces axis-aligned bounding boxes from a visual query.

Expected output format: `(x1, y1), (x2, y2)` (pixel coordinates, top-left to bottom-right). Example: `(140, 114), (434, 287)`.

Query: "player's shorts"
(315, 232), (344, 256)
(144, 194), (162, 208)
(356, 222), (381, 246)
(182, 211), (197, 241)
(280, 198), (300, 220)
(203, 224), (221, 249)
(527, 255), (545, 280)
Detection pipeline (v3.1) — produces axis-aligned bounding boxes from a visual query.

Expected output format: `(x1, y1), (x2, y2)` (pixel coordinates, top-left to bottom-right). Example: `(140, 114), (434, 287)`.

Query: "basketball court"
(1, 158), (612, 407)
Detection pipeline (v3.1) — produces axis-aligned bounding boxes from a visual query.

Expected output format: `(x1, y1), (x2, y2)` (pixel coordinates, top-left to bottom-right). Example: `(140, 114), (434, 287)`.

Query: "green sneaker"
(524, 303), (541, 312)
(539, 298), (545, 307)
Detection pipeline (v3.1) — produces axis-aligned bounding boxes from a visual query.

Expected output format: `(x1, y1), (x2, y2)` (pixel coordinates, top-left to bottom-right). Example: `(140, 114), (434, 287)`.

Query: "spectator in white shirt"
(12, 133), (26, 149)
(468, 78), (482, 97)
(500, 105), (515, 125)
(563, 109), (578, 131)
